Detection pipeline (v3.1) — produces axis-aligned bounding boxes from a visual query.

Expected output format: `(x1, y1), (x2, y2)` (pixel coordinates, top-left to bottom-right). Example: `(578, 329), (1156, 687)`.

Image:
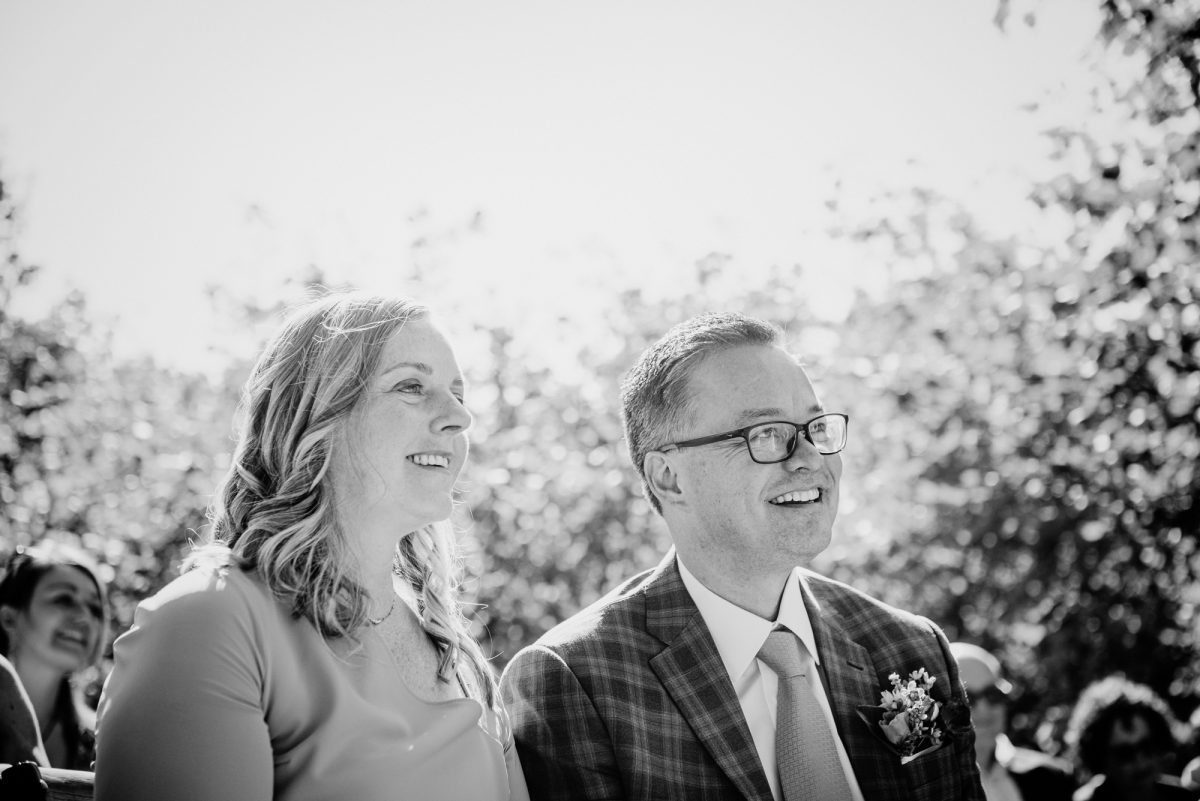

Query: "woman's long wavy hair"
(189, 292), (499, 710)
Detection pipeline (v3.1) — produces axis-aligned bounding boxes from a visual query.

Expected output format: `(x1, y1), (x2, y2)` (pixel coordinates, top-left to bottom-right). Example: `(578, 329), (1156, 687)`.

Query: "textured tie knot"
(757, 629), (809, 679)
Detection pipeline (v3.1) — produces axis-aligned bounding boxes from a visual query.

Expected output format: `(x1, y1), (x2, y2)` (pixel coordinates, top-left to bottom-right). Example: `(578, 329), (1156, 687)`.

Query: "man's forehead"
(683, 346), (820, 424)
(694, 346), (813, 391)
(729, 403), (824, 427)
(694, 343), (804, 375)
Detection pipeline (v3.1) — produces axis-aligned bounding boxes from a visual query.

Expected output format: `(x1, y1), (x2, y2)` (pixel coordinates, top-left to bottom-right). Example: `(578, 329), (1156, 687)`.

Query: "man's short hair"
(619, 312), (782, 514)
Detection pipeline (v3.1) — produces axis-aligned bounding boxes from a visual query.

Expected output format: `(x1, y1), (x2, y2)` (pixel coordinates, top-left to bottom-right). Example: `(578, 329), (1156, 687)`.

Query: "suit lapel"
(646, 554), (773, 801)
(798, 572), (894, 798)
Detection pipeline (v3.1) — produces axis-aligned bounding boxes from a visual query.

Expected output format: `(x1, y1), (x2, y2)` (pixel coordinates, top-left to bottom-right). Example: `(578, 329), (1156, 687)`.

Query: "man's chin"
(790, 529), (834, 560)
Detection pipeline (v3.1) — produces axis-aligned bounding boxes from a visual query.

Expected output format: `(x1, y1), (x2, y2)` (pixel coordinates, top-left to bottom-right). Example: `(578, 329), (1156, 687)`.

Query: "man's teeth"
(409, 453), (450, 467)
(770, 489), (820, 505)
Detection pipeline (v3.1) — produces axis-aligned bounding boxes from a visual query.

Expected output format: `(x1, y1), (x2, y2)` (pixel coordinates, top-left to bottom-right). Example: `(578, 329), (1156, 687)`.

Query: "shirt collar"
(677, 558), (821, 681)
(994, 733), (1016, 769)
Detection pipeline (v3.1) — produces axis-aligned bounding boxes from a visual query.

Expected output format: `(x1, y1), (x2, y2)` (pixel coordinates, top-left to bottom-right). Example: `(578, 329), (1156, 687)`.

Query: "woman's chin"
(44, 652), (89, 675)
(397, 510), (452, 537)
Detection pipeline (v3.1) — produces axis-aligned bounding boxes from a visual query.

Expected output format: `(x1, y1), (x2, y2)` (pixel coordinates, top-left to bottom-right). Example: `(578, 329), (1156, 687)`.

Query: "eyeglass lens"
(969, 687), (1009, 706)
(747, 415), (846, 462)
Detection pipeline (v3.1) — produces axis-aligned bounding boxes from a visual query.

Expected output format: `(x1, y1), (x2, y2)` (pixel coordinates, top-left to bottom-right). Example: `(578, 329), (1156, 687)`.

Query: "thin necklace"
(367, 594), (397, 626)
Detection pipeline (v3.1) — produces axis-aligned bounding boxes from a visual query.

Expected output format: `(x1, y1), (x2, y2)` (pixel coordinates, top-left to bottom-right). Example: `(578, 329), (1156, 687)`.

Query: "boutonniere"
(856, 668), (945, 765)
(877, 669), (944, 762)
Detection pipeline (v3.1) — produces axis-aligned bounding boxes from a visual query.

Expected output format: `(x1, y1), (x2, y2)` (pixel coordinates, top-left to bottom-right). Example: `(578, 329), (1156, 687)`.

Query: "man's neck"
(675, 553), (791, 619)
(976, 743), (997, 771)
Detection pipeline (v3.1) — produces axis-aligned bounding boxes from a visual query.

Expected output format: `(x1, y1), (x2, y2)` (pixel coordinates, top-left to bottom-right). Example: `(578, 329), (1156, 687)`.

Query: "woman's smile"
(407, 452), (452, 469)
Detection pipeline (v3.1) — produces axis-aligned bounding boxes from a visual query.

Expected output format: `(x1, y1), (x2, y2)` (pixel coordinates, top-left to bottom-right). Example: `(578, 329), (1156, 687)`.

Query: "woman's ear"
(644, 451), (684, 510)
(0, 605), (20, 641)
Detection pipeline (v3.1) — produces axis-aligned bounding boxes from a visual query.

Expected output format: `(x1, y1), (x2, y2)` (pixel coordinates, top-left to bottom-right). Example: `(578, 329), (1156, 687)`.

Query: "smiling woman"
(92, 291), (528, 801)
(0, 543), (109, 770)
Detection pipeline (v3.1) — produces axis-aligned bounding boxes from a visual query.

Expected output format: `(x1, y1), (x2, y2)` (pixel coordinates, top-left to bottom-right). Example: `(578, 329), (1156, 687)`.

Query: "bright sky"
(0, 0), (1103, 371)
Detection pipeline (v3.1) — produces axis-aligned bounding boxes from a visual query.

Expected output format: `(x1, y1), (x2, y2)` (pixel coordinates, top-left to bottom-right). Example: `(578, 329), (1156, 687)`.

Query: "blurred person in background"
(0, 543), (109, 770)
(1186, 759), (1200, 794)
(1175, 706), (1200, 792)
(950, 641), (1075, 801)
(94, 293), (528, 801)
(502, 311), (984, 801)
(1065, 675), (1195, 801)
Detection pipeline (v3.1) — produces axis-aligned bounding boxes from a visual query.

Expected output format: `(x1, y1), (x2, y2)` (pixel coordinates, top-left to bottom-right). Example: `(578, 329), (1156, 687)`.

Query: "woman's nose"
(435, 391), (472, 433)
(66, 600), (92, 623)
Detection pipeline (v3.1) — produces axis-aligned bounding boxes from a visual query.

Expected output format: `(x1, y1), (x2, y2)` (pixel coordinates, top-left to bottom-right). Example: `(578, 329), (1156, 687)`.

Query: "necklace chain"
(366, 594), (397, 626)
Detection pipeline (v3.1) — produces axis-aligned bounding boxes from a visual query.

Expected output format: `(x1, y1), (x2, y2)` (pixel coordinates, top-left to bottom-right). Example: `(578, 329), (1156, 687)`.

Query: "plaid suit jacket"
(500, 551), (985, 801)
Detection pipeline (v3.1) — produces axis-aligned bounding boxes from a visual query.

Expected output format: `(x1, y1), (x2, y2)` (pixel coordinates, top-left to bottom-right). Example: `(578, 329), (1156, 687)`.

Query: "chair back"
(0, 762), (94, 801)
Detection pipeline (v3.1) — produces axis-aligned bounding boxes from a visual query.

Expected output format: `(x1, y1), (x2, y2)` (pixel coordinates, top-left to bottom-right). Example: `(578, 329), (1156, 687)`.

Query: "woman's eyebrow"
(379, 360), (432, 377)
(41, 580), (96, 596)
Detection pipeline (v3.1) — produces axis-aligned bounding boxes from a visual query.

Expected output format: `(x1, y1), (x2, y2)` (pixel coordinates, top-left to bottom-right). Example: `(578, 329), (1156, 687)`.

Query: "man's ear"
(644, 451), (685, 510)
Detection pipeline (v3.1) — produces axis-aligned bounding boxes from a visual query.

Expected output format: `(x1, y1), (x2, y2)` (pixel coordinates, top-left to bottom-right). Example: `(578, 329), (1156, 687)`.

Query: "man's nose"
(783, 433), (823, 470)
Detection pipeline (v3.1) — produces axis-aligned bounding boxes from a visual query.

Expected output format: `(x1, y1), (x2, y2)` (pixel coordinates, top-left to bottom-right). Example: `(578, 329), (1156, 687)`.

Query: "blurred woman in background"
(95, 292), (527, 801)
(0, 543), (108, 770)
(1066, 675), (1194, 801)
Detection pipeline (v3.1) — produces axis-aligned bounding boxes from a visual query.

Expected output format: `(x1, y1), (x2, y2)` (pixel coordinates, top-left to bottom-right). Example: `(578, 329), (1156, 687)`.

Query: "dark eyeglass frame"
(969, 686), (1010, 706)
(659, 412), (849, 464)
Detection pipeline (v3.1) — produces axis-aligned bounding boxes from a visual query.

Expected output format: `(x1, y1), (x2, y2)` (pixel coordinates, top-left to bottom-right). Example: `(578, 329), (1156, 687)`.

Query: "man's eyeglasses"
(968, 686), (1010, 706)
(659, 413), (849, 464)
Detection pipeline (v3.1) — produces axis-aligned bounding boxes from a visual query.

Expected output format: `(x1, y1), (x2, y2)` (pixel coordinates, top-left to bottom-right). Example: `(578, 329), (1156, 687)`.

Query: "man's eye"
(751, 425), (786, 444)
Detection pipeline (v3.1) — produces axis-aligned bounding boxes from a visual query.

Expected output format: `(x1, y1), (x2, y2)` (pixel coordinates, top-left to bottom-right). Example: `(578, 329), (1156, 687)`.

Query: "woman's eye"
(394, 381), (424, 395)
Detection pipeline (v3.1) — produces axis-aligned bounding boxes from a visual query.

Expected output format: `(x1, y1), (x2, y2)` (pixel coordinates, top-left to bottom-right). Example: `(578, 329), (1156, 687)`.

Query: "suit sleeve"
(94, 580), (273, 801)
(931, 623), (987, 801)
(500, 644), (624, 801)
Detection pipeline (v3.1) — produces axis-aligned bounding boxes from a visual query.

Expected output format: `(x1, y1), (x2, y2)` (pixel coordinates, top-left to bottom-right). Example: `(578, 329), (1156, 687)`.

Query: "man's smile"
(769, 488), (822, 505)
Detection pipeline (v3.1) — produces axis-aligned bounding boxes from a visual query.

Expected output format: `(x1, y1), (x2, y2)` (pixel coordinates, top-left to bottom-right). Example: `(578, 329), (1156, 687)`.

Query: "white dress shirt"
(677, 559), (866, 801)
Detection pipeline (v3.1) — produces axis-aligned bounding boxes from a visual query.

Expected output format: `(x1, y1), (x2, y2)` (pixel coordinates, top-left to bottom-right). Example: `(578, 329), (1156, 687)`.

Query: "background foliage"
(2, 0), (1197, 760)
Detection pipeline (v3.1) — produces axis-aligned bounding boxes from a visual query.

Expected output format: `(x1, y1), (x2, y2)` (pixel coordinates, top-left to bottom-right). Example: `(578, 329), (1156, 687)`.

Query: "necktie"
(757, 629), (856, 801)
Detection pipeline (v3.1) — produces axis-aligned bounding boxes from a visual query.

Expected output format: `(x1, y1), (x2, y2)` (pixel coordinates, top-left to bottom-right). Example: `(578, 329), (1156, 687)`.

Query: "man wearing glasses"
(501, 311), (985, 801)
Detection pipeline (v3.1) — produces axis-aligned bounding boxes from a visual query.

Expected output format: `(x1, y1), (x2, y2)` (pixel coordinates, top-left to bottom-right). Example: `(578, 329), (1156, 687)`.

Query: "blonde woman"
(95, 293), (528, 801)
